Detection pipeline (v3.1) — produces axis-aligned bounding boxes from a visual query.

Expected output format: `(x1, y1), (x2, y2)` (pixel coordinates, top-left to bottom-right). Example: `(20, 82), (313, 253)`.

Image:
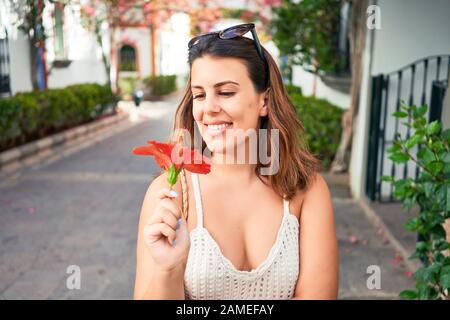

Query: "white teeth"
(207, 123), (231, 130)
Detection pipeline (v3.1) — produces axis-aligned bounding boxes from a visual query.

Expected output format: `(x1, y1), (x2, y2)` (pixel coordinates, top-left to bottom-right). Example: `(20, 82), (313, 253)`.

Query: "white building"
(0, 0), (110, 96)
(350, 0), (450, 202)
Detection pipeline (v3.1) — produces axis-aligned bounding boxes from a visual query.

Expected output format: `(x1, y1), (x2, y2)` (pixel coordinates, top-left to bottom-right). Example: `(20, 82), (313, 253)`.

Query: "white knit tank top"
(184, 173), (300, 300)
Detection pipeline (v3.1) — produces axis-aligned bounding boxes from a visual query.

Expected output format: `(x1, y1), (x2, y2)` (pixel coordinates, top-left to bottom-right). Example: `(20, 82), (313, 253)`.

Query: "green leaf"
(447, 185), (450, 212)
(392, 111), (408, 118)
(436, 240), (450, 251)
(430, 140), (445, 153)
(387, 145), (401, 154)
(424, 182), (433, 198)
(427, 263), (441, 283)
(426, 121), (441, 136)
(426, 161), (444, 176)
(403, 195), (417, 210)
(416, 241), (428, 251)
(435, 184), (449, 210)
(405, 217), (420, 231)
(399, 289), (417, 300)
(440, 273), (450, 290)
(381, 175), (393, 182)
(443, 151), (450, 163)
(405, 133), (423, 149)
(417, 283), (431, 299)
(389, 152), (410, 163)
(431, 224), (446, 239)
(417, 147), (435, 165)
(442, 128), (450, 142)
(413, 105), (427, 118)
(444, 163), (450, 175)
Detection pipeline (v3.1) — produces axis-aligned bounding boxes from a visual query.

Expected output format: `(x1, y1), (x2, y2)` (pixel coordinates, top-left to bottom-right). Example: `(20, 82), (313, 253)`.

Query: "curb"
(0, 110), (129, 172)
(358, 195), (421, 273)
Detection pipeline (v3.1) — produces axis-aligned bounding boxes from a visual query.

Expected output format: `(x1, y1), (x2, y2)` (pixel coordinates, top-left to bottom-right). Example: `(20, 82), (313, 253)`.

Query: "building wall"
(349, 0), (450, 199)
(371, 0), (450, 75)
(8, 30), (33, 95)
(1, 0), (33, 94)
(159, 12), (191, 81)
(5, 2), (109, 95)
(45, 4), (109, 88)
(116, 27), (151, 79)
(292, 65), (350, 109)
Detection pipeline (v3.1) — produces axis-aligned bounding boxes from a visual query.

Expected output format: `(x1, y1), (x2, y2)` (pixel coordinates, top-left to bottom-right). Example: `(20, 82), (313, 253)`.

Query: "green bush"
(0, 98), (22, 143)
(284, 84), (303, 96)
(382, 102), (450, 300)
(289, 89), (344, 169)
(0, 83), (115, 151)
(143, 74), (177, 97)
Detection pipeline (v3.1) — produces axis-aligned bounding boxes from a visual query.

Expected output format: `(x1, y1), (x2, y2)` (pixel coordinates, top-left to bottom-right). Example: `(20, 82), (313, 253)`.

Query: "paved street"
(0, 95), (414, 299)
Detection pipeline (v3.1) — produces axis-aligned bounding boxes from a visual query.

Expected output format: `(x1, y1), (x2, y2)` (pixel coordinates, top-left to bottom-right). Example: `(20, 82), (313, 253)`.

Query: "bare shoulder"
(300, 172), (334, 221)
(305, 172), (331, 198)
(294, 172), (332, 220)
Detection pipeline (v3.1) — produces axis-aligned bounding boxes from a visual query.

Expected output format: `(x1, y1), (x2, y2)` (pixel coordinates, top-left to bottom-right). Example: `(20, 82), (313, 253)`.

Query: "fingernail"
(176, 218), (182, 230)
(169, 190), (178, 198)
(172, 239), (176, 247)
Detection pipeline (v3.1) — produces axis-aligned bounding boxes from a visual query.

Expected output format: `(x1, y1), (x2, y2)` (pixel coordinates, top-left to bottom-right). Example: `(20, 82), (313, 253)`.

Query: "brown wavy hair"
(172, 35), (321, 200)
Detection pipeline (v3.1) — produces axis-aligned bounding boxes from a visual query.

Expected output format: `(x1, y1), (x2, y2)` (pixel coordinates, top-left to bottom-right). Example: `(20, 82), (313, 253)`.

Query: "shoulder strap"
(180, 168), (189, 221)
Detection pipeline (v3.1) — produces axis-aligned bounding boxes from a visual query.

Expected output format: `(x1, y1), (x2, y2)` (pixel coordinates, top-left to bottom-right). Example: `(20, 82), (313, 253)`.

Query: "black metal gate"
(0, 27), (12, 98)
(366, 55), (450, 202)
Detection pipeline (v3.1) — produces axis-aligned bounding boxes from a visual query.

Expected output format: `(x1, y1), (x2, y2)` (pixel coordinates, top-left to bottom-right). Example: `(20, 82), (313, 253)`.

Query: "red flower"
(132, 140), (211, 186)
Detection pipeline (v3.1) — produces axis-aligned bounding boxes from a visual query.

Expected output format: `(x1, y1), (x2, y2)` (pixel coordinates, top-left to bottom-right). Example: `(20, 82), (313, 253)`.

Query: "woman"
(134, 23), (339, 300)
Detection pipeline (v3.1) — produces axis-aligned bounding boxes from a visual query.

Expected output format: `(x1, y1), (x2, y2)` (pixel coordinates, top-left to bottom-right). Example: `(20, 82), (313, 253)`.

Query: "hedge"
(0, 83), (116, 152)
(143, 74), (177, 96)
(287, 86), (344, 169)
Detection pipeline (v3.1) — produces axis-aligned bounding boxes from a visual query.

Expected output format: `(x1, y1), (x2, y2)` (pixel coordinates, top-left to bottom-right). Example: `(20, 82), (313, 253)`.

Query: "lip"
(203, 120), (233, 125)
(202, 121), (233, 137)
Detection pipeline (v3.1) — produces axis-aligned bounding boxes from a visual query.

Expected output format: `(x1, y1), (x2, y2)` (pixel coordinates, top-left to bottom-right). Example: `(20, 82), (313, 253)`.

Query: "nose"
(204, 94), (221, 114)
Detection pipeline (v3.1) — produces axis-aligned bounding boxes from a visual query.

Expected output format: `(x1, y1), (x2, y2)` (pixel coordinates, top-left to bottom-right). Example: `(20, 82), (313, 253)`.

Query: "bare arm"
(292, 173), (339, 299)
(133, 172), (187, 300)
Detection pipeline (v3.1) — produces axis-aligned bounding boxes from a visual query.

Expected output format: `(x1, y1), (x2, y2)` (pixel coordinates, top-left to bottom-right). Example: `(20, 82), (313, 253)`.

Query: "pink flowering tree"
(79, 0), (283, 89)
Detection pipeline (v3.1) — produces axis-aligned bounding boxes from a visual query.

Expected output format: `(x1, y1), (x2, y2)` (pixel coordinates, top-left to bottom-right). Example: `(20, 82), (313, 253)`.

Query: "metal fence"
(366, 55), (450, 202)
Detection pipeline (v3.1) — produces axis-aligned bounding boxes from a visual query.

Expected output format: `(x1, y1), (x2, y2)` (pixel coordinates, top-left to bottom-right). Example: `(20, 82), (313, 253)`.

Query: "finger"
(148, 201), (181, 225)
(159, 210), (178, 230)
(157, 188), (178, 200)
(145, 222), (176, 245)
(159, 198), (182, 220)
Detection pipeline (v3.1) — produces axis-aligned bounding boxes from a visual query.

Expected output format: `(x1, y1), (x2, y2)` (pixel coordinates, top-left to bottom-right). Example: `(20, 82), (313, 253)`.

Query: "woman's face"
(190, 55), (268, 158)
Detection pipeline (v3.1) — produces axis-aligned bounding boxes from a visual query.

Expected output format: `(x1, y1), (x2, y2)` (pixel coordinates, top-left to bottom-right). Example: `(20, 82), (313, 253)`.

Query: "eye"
(219, 92), (235, 97)
(193, 93), (205, 100)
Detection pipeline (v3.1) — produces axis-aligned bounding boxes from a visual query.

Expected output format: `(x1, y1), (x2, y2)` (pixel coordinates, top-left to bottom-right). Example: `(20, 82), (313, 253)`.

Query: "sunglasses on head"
(188, 23), (269, 83)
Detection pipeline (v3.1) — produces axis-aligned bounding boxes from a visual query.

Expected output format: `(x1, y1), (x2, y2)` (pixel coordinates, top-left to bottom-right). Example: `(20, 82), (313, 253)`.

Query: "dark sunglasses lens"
(221, 25), (252, 39)
(188, 32), (220, 48)
(188, 37), (198, 48)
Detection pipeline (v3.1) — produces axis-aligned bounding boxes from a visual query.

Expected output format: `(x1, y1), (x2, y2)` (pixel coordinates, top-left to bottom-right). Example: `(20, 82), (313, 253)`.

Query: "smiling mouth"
(203, 122), (233, 136)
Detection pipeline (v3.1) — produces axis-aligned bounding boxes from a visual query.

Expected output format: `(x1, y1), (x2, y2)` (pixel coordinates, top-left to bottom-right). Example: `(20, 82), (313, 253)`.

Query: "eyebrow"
(191, 81), (240, 89)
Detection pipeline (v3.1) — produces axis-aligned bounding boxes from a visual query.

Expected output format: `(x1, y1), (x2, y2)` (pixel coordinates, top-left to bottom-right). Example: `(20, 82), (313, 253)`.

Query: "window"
(119, 45), (137, 71)
(54, 5), (66, 60)
(0, 27), (11, 97)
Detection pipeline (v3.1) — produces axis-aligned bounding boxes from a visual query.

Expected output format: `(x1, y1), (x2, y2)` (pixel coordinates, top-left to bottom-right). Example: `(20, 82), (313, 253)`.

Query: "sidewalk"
(322, 172), (416, 299)
(0, 93), (182, 300)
